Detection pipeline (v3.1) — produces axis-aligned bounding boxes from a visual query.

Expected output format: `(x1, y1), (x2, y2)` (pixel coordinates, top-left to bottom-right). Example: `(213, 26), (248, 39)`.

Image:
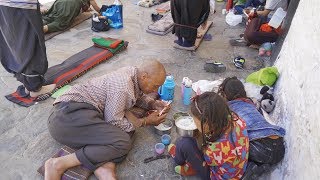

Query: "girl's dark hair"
(218, 77), (247, 101)
(190, 92), (233, 144)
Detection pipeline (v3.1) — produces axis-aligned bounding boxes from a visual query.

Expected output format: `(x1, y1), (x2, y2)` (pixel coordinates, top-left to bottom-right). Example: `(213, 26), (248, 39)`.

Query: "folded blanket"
(92, 37), (124, 54)
(147, 13), (173, 32)
(92, 37), (123, 49)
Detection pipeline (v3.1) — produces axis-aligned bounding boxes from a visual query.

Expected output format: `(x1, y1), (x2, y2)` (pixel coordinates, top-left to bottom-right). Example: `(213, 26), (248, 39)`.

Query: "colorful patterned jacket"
(204, 115), (249, 179)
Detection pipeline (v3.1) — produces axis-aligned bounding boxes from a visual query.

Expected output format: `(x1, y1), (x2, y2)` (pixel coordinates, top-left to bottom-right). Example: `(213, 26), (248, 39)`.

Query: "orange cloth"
(260, 23), (282, 34)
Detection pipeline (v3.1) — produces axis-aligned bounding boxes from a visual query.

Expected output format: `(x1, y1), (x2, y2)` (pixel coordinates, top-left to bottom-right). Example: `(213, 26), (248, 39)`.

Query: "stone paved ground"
(0, 1), (263, 179)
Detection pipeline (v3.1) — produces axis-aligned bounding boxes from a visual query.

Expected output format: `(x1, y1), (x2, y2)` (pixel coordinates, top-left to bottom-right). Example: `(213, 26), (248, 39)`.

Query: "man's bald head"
(137, 60), (166, 94)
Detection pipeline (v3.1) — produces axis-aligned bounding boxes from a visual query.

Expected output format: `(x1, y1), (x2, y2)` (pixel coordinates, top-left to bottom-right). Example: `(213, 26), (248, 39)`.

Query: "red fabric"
(226, 0), (233, 11)
(260, 23), (282, 34)
(103, 38), (123, 49)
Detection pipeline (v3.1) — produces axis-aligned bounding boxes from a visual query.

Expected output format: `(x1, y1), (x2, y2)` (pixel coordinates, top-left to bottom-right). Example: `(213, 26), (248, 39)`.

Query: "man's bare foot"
(44, 158), (65, 180)
(30, 84), (56, 97)
(94, 162), (116, 180)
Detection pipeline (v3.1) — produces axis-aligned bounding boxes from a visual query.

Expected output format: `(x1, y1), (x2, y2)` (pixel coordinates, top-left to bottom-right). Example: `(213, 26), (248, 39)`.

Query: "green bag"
(245, 67), (279, 86)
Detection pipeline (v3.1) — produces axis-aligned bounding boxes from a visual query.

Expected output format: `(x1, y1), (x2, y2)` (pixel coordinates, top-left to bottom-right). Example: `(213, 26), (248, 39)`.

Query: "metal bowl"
(154, 119), (173, 135)
(174, 113), (198, 137)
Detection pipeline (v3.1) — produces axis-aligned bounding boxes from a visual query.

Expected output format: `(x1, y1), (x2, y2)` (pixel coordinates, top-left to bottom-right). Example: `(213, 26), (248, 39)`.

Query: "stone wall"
(270, 0), (320, 179)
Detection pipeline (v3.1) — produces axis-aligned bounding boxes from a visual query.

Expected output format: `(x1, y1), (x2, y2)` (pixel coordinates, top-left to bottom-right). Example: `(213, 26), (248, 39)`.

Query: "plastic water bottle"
(182, 78), (192, 105)
(112, 0), (123, 29)
(158, 75), (175, 101)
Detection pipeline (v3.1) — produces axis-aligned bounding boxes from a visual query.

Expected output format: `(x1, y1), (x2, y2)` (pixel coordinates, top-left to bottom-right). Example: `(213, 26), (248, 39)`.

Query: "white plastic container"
(268, 8), (286, 28)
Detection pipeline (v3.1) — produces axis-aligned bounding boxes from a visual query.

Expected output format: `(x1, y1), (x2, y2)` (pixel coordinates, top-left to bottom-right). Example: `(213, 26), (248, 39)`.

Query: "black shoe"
(229, 37), (248, 46)
(182, 39), (194, 47)
(174, 37), (183, 46)
(204, 61), (226, 73)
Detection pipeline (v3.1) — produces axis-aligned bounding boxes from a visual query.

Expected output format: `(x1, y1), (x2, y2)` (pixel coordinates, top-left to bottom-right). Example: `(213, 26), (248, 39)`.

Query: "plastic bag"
(102, 4), (123, 29)
(225, 10), (242, 26)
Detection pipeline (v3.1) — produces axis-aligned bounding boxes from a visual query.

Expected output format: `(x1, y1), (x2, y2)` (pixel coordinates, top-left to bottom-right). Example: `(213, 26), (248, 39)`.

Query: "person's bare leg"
(94, 162), (117, 180)
(29, 84), (56, 97)
(44, 153), (81, 180)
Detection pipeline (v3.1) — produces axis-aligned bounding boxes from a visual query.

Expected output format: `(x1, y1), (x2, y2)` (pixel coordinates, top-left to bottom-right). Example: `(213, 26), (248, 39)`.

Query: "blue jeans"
(234, 0), (265, 14)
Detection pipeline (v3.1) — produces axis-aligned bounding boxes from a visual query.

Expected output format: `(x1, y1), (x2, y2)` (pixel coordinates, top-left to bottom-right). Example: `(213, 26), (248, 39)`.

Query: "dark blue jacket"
(228, 99), (285, 141)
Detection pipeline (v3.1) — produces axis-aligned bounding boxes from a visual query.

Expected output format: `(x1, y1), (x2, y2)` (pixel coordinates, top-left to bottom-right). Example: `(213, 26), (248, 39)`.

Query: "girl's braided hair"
(190, 92), (235, 146)
(218, 77), (247, 101)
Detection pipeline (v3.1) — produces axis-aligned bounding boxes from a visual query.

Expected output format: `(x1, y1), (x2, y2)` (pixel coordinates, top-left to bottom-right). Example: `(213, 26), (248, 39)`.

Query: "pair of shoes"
(233, 56), (245, 69)
(229, 37), (248, 46)
(204, 61), (226, 73)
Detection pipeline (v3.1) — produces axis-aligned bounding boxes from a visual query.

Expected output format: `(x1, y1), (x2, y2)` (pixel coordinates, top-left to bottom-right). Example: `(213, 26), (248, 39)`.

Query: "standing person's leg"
(46, 101), (133, 179)
(244, 17), (279, 45)
(168, 137), (210, 179)
(0, 5), (55, 96)
(171, 0), (183, 45)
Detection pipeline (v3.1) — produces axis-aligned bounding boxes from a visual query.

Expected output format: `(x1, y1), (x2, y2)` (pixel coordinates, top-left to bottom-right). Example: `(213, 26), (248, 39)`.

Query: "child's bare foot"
(94, 162), (116, 180)
(30, 84), (56, 97)
(44, 158), (65, 180)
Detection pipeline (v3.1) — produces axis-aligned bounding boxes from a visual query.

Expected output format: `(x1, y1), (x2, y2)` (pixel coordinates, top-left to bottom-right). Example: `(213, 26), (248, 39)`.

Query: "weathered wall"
(270, 0), (320, 179)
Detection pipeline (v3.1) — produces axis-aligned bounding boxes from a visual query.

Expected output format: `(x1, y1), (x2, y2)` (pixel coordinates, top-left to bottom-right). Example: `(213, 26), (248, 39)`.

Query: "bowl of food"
(174, 113), (198, 137)
(154, 119), (173, 135)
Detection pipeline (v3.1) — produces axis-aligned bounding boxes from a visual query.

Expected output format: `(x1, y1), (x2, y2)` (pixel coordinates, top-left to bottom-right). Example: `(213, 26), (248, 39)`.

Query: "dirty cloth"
(42, 0), (90, 33)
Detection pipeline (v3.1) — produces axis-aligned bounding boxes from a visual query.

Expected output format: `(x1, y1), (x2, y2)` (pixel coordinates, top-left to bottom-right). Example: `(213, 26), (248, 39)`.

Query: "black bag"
(91, 13), (110, 32)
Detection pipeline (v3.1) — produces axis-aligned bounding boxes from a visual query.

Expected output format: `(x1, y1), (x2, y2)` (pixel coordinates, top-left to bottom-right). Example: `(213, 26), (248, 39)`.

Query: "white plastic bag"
(210, 0), (215, 13)
(225, 11), (242, 26)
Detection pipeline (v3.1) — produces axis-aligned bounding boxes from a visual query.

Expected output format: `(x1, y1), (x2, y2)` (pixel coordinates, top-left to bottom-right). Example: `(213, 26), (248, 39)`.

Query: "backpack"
(91, 13), (110, 32)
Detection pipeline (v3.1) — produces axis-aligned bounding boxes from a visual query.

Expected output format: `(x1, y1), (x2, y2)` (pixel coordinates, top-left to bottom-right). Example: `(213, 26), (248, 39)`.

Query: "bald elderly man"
(45, 60), (169, 180)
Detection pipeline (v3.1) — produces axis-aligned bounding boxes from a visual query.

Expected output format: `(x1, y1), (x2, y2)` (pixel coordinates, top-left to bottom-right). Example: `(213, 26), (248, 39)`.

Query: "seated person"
(218, 77), (286, 179)
(234, 0), (266, 14)
(171, 0), (210, 48)
(230, 0), (288, 46)
(44, 60), (170, 179)
(42, 0), (101, 33)
(167, 92), (249, 179)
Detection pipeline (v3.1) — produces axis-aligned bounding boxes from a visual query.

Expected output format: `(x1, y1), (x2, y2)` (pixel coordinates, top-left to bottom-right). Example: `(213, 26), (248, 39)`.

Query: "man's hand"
(145, 111), (167, 126)
(152, 100), (171, 115)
